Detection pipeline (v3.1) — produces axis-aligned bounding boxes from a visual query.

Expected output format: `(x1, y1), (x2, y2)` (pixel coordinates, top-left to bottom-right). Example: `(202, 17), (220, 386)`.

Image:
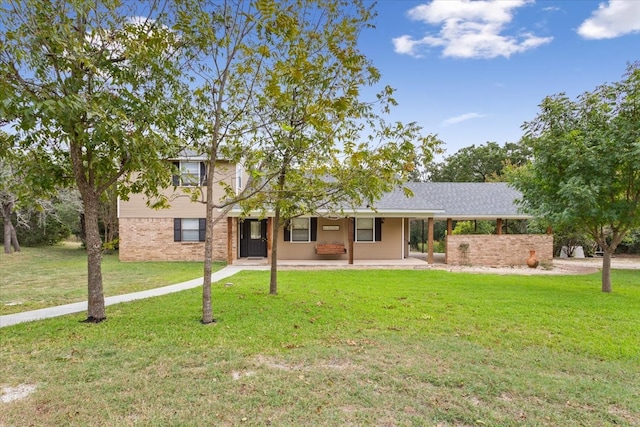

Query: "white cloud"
(392, 0), (553, 59)
(442, 112), (486, 126)
(577, 1), (640, 39)
(392, 35), (422, 56)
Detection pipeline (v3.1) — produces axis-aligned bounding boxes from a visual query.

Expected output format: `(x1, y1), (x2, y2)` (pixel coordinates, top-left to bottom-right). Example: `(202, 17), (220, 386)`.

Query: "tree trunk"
(269, 206), (281, 295)
(202, 144), (220, 324)
(594, 228), (627, 293)
(3, 222), (12, 254)
(101, 188), (118, 244)
(202, 199), (215, 324)
(3, 206), (12, 254)
(601, 249), (613, 293)
(9, 222), (20, 252)
(2, 199), (20, 254)
(69, 130), (106, 321)
(82, 190), (106, 322)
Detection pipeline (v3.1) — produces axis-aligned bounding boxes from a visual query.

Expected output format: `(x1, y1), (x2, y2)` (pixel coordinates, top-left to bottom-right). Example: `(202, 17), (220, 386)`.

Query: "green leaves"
(511, 63), (640, 291)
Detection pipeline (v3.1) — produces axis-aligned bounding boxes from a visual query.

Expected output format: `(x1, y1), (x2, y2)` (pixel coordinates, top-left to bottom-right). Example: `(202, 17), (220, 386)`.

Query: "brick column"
(445, 218), (452, 264)
(227, 217), (234, 265)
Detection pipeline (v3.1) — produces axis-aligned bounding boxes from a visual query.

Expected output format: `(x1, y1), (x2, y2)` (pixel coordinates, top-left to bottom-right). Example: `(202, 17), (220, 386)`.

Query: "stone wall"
(119, 217), (233, 262)
(446, 234), (553, 267)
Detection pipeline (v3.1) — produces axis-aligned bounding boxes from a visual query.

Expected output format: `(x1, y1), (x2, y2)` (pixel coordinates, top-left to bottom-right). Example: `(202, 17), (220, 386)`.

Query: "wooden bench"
(315, 243), (346, 255)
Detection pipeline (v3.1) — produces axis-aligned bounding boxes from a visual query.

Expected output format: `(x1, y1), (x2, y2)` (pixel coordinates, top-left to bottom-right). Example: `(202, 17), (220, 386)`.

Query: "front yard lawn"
(1, 269), (638, 426)
(0, 243), (216, 315)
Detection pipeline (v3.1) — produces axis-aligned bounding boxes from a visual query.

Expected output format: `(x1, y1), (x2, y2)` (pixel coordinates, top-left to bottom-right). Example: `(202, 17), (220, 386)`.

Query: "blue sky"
(357, 0), (640, 158)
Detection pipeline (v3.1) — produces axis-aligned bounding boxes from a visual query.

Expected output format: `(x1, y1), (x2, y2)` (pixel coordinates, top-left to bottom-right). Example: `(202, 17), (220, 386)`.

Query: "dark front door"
(240, 219), (267, 257)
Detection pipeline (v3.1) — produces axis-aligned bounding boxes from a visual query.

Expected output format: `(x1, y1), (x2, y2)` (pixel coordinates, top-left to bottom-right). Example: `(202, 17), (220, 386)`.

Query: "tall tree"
(172, 0), (283, 324)
(0, 161), (22, 254)
(510, 63), (640, 293)
(429, 141), (531, 182)
(241, 0), (441, 294)
(0, 0), (188, 321)
(0, 129), (64, 252)
(0, 130), (21, 253)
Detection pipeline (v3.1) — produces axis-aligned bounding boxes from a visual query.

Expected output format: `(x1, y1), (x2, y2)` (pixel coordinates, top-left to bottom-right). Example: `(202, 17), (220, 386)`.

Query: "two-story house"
(118, 152), (553, 267)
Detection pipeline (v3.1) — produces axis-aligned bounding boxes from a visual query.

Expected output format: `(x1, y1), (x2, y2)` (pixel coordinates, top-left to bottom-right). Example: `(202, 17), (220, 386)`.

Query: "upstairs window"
(172, 161), (206, 186)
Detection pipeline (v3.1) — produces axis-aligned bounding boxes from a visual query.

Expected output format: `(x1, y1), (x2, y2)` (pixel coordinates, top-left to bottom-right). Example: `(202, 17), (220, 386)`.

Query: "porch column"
(496, 218), (503, 235)
(427, 217), (434, 264)
(227, 217), (234, 265)
(348, 217), (354, 265)
(401, 218), (405, 259)
(445, 218), (452, 264)
(267, 217), (273, 262)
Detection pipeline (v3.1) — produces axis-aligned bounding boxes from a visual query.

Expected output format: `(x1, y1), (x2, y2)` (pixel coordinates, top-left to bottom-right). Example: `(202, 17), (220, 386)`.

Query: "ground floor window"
(284, 217), (318, 242)
(291, 218), (310, 242)
(355, 217), (382, 242)
(174, 218), (206, 242)
(356, 218), (374, 242)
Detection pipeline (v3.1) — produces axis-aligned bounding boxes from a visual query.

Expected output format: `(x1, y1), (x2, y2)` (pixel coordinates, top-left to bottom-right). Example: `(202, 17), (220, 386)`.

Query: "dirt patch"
(253, 354), (359, 373)
(430, 256), (640, 276)
(1, 384), (37, 403)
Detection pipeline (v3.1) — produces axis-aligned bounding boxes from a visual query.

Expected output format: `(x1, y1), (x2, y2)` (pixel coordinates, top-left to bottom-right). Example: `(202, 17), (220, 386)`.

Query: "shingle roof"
(370, 182), (527, 219)
(228, 181), (529, 219)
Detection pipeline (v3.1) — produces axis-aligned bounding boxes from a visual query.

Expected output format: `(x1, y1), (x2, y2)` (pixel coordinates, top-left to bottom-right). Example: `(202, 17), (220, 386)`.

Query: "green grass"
(1, 269), (639, 426)
(0, 242), (219, 315)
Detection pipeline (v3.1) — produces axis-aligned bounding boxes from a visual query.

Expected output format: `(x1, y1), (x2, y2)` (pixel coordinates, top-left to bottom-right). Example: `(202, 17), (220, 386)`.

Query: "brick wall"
(119, 217), (234, 262)
(446, 234), (553, 267)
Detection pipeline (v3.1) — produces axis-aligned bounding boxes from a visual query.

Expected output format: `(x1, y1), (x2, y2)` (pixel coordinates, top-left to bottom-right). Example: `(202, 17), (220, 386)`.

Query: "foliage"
(1, 146), (81, 249)
(510, 62), (640, 292)
(552, 224), (595, 258)
(1, 269), (639, 425)
(0, 134), (29, 253)
(173, 0), (442, 314)
(0, 0), (190, 320)
(169, 0), (286, 324)
(409, 220), (447, 252)
(452, 220), (495, 235)
(618, 228), (640, 254)
(428, 141), (531, 182)
(102, 237), (119, 252)
(234, 0), (441, 294)
(0, 211), (70, 247)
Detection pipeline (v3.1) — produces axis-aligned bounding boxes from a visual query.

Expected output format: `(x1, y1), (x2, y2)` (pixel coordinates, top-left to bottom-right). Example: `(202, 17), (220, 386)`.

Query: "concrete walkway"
(0, 265), (268, 328)
(0, 258), (431, 328)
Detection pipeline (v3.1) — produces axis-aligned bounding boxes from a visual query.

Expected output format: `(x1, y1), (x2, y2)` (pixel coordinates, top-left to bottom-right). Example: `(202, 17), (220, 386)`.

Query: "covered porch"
(224, 182), (553, 268)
